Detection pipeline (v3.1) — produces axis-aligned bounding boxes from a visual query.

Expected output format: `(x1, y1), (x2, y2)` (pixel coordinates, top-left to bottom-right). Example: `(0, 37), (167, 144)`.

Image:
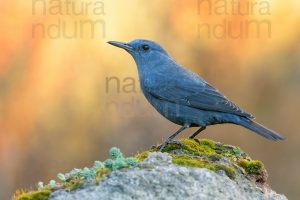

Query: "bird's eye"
(142, 44), (150, 51)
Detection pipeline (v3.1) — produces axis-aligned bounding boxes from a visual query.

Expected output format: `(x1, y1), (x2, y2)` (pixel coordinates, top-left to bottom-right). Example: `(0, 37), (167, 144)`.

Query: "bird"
(107, 39), (285, 151)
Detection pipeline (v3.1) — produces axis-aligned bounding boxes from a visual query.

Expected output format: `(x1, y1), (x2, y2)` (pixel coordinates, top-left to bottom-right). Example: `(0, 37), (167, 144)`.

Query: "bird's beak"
(107, 41), (133, 52)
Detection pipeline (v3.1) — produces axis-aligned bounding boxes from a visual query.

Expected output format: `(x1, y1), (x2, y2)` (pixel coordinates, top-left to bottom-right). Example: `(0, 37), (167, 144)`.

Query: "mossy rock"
(14, 138), (268, 200)
(135, 138), (267, 182)
(238, 159), (267, 183)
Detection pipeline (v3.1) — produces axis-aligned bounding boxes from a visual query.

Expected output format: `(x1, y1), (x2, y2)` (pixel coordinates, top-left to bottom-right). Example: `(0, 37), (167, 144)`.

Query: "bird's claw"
(159, 143), (167, 152)
(168, 140), (184, 146)
(192, 138), (201, 143)
(157, 140), (184, 152)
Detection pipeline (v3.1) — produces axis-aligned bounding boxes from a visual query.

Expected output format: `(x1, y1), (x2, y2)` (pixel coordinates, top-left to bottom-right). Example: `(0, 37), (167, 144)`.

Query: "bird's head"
(107, 39), (170, 65)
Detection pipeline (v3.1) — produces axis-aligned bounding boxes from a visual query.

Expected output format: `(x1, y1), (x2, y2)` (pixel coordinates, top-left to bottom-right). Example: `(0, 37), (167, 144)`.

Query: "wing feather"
(147, 80), (254, 119)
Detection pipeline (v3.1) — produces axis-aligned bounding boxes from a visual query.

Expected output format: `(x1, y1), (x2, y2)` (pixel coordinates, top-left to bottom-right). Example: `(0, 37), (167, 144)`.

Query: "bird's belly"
(144, 93), (240, 127)
(152, 101), (197, 126)
(144, 95), (202, 126)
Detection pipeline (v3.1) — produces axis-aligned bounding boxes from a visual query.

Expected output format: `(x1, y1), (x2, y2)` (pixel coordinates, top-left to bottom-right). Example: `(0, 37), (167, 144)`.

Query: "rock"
(14, 139), (287, 200)
(50, 152), (286, 200)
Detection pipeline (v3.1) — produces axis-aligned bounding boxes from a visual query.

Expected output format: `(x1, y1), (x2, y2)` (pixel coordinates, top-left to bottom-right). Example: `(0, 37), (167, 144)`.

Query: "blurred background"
(1, 0), (300, 199)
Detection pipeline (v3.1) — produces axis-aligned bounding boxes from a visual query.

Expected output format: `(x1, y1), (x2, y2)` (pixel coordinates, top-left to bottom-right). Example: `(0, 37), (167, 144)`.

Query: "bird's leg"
(188, 126), (206, 139)
(159, 124), (189, 152)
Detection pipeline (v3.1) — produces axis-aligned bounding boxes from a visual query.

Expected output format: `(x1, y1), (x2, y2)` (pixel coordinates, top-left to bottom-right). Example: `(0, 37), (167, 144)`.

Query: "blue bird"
(108, 39), (285, 150)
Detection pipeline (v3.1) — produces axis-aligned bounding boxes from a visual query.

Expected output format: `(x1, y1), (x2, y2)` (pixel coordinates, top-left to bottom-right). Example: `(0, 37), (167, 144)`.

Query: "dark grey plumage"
(108, 39), (285, 149)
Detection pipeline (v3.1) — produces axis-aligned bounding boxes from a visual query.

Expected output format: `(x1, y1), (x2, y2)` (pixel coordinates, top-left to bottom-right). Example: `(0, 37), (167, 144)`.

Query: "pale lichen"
(14, 147), (137, 200)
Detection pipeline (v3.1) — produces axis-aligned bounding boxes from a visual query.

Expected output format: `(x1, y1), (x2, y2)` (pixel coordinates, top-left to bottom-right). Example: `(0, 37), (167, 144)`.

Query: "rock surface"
(49, 152), (286, 200)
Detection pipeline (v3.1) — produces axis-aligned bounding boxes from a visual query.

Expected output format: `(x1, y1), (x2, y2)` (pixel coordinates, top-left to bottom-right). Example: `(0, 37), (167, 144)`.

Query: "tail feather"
(238, 119), (285, 141)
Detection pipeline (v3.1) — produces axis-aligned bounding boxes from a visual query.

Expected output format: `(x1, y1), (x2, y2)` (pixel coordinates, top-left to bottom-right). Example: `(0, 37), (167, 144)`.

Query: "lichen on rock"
(14, 147), (137, 200)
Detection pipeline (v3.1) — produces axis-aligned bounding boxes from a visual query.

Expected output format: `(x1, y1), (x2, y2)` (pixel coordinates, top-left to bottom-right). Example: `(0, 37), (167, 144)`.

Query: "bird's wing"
(146, 79), (254, 119)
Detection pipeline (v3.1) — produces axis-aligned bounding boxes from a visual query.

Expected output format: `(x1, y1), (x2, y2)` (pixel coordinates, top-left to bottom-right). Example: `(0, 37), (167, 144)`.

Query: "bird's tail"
(238, 118), (285, 141)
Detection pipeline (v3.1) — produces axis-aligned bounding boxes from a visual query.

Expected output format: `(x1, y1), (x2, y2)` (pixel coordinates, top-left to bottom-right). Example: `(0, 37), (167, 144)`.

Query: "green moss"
(94, 168), (111, 184)
(239, 159), (264, 174)
(198, 138), (215, 149)
(158, 138), (240, 158)
(171, 154), (235, 179)
(135, 151), (150, 161)
(181, 138), (216, 155)
(64, 177), (85, 191)
(160, 143), (182, 153)
(214, 164), (236, 179)
(172, 154), (212, 169)
(238, 159), (267, 183)
(207, 154), (223, 161)
(232, 147), (243, 156)
(15, 189), (51, 200)
(214, 144), (235, 157)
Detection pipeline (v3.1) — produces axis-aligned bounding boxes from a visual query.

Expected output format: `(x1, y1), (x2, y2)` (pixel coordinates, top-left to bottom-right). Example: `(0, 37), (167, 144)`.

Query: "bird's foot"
(157, 140), (183, 152)
(158, 142), (167, 152)
(191, 138), (201, 143)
